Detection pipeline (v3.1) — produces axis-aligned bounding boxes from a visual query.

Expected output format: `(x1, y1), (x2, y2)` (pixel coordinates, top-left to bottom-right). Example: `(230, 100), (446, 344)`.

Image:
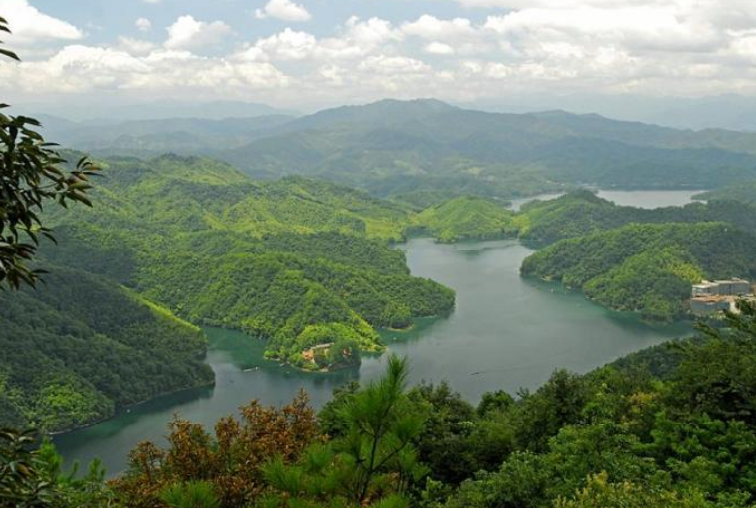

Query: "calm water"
(54, 238), (691, 475)
(595, 189), (704, 209)
(509, 189), (703, 211)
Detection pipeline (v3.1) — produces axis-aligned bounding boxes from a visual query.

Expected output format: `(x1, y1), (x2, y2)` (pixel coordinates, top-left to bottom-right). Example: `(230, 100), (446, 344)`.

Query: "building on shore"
(692, 279), (751, 298)
(690, 297), (733, 315)
(690, 278), (754, 316)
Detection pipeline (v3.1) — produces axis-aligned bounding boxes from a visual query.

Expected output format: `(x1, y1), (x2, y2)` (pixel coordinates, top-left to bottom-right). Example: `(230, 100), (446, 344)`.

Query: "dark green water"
(54, 238), (691, 475)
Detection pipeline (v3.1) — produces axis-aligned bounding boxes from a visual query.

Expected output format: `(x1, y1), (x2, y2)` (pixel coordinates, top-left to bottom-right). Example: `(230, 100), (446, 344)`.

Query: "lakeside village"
(690, 278), (756, 315)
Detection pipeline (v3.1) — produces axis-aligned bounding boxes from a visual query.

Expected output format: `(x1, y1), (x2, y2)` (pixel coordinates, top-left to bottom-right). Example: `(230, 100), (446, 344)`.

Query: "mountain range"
(38, 99), (756, 203)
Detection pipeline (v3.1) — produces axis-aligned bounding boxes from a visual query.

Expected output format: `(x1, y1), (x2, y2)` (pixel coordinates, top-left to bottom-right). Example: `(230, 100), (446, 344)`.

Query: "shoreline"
(50, 378), (217, 438)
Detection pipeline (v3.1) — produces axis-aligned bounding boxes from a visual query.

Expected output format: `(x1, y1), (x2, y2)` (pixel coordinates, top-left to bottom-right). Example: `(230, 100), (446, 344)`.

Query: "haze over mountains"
(41, 98), (756, 202)
(471, 94), (756, 132)
(29, 94), (756, 131)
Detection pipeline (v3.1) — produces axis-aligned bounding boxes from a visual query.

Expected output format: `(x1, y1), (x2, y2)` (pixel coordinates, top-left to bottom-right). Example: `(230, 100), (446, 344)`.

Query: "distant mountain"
(469, 93), (756, 132)
(33, 98), (756, 201)
(18, 100), (298, 122)
(278, 98), (457, 131)
(219, 100), (756, 199)
(39, 115), (296, 156)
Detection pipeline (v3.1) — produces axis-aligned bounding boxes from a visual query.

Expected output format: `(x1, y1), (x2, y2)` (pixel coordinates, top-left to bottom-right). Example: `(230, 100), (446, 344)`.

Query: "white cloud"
(0, 44), (288, 97)
(1, 0), (83, 46)
(136, 18), (152, 32)
(252, 17), (402, 62)
(8, 1), (756, 105)
(358, 55), (430, 74)
(402, 15), (474, 39)
(255, 0), (311, 22)
(344, 16), (403, 47)
(118, 37), (156, 55)
(424, 42), (455, 55)
(255, 29), (317, 60)
(165, 15), (232, 50)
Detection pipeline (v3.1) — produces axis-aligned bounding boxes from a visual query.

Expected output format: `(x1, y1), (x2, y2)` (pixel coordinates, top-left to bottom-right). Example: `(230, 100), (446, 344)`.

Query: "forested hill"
(695, 181), (756, 206)
(409, 196), (518, 243)
(521, 223), (756, 320)
(219, 101), (756, 199)
(42, 154), (455, 372)
(516, 190), (756, 247)
(43, 99), (756, 203)
(0, 267), (213, 432)
(514, 191), (756, 320)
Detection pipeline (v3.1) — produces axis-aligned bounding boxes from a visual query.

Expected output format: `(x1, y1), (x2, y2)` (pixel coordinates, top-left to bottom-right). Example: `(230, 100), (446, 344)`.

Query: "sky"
(2, 0), (756, 111)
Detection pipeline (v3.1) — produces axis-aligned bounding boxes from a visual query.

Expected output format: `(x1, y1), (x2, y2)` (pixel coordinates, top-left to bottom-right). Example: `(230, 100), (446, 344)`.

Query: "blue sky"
(2, 0), (756, 110)
(30, 0), (475, 40)
(27, 0), (478, 54)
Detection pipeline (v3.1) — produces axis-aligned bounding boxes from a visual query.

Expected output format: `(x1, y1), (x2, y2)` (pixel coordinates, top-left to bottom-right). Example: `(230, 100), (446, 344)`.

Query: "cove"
(54, 237), (691, 476)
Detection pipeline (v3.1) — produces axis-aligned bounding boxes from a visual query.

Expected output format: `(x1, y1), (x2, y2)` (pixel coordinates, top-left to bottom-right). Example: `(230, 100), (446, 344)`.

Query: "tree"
(160, 481), (220, 508)
(675, 300), (756, 423)
(260, 356), (426, 507)
(0, 15), (99, 289)
(555, 472), (712, 508)
(0, 428), (58, 507)
(111, 393), (319, 508)
(339, 355), (427, 504)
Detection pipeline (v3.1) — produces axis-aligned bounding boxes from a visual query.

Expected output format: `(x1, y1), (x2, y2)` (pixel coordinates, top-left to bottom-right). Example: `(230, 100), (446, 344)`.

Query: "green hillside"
(517, 190), (756, 247)
(521, 222), (756, 320)
(695, 181), (756, 206)
(411, 196), (518, 242)
(0, 267), (213, 432)
(42, 155), (455, 371)
(219, 100), (756, 200)
(53, 100), (756, 203)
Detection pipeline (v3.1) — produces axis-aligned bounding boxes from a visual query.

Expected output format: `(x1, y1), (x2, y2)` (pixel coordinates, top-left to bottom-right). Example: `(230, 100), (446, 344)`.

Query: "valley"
(5, 141), (754, 434)
(54, 236), (692, 475)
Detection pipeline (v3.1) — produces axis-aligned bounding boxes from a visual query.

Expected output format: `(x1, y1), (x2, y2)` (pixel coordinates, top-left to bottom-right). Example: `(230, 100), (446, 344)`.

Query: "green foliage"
(674, 301), (756, 423)
(696, 181), (756, 207)
(40, 155), (454, 372)
(0, 428), (114, 508)
(338, 355), (427, 503)
(0, 20), (99, 289)
(517, 190), (756, 248)
(406, 383), (479, 484)
(555, 472), (711, 508)
(412, 197), (517, 243)
(0, 428), (58, 507)
(10, 314), (756, 508)
(219, 100), (756, 202)
(521, 222), (756, 320)
(0, 267), (213, 432)
(160, 481), (220, 508)
(438, 312), (756, 508)
(261, 356), (426, 507)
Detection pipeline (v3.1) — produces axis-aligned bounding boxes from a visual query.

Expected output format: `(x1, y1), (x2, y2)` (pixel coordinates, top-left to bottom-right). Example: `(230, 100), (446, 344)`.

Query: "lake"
(509, 189), (704, 211)
(54, 238), (691, 475)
